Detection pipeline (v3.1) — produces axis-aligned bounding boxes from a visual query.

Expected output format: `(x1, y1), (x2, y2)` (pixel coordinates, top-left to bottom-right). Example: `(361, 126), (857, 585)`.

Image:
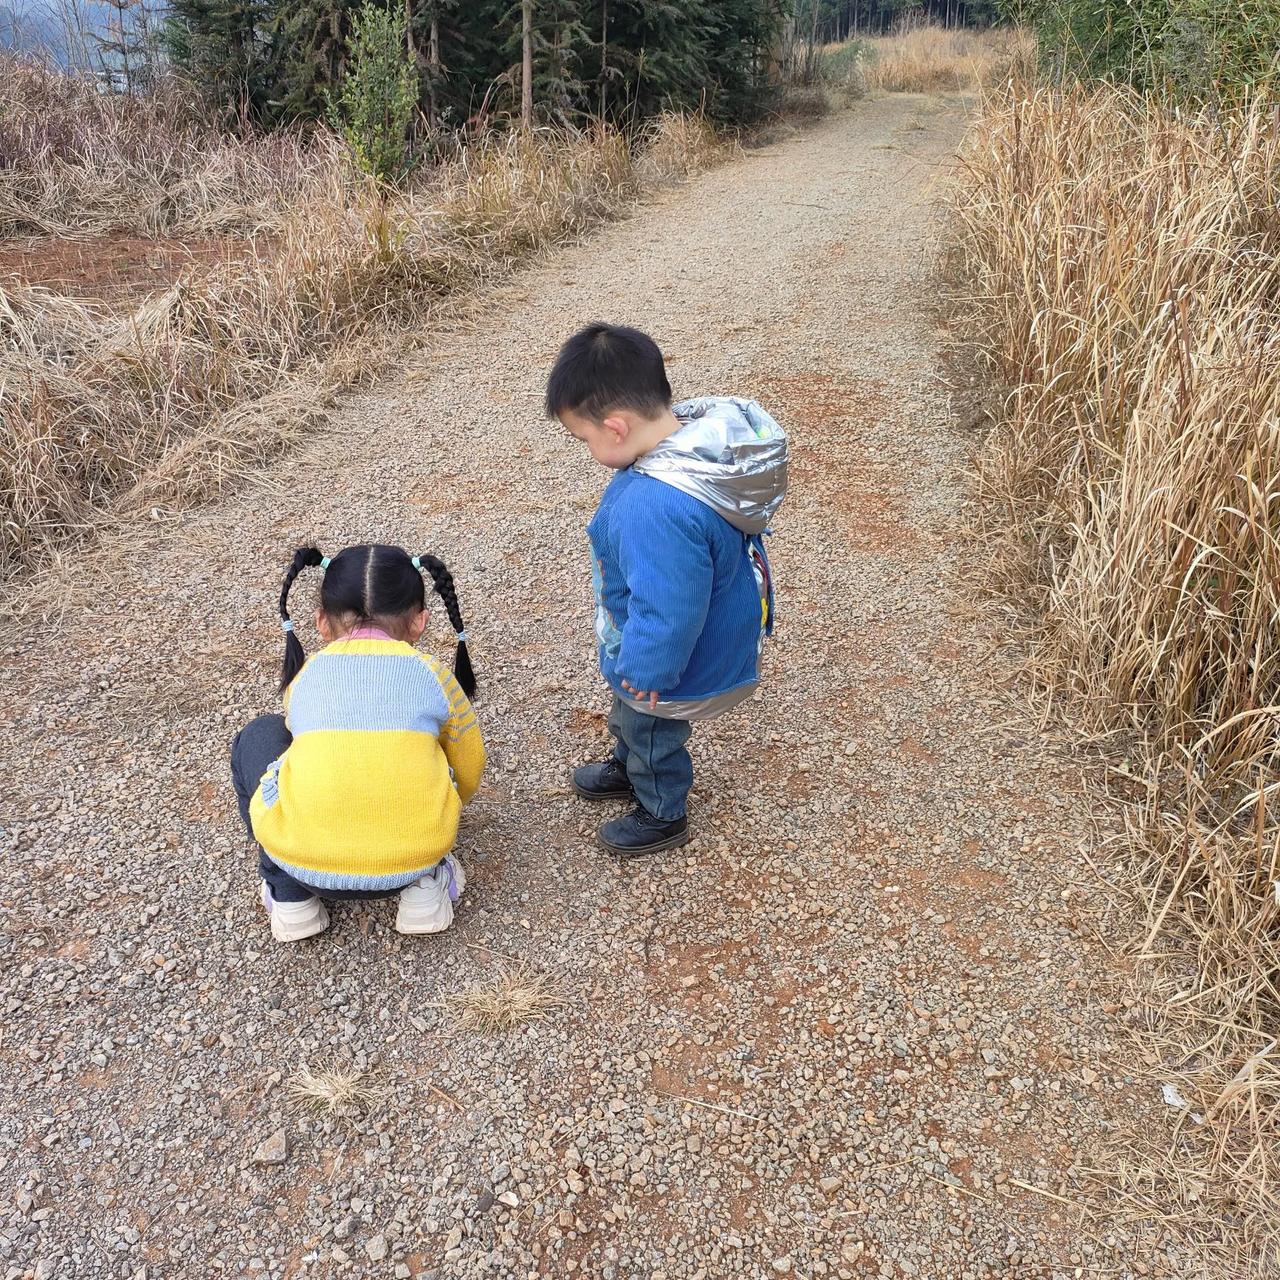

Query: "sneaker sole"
(395, 908), (453, 935)
(270, 905), (330, 943)
(598, 826), (691, 858)
(395, 896), (454, 934)
(572, 779), (635, 801)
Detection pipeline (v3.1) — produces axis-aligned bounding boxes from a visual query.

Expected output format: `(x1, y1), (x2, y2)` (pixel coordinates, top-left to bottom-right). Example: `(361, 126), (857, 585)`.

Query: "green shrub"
(329, 0), (418, 184)
(1020, 0), (1280, 98)
(821, 39), (869, 82)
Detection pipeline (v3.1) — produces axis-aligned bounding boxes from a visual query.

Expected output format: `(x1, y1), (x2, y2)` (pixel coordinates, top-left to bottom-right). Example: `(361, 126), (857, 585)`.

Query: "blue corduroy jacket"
(587, 468), (767, 706)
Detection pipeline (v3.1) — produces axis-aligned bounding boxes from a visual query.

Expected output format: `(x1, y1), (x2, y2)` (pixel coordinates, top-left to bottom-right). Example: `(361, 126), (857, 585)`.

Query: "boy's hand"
(621, 680), (660, 709)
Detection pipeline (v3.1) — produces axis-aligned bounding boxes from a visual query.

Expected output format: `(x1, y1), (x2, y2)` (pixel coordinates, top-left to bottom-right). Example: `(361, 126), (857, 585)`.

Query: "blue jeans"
(607, 694), (693, 821)
(230, 714), (393, 904)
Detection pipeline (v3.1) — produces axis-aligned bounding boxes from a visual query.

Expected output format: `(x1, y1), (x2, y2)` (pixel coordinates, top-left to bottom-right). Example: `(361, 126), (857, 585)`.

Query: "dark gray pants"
(230, 714), (393, 903)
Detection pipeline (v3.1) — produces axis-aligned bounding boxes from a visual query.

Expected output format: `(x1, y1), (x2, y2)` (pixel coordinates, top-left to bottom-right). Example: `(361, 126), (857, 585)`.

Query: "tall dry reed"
(0, 110), (724, 580)
(832, 24), (1034, 95)
(951, 83), (1280, 1267)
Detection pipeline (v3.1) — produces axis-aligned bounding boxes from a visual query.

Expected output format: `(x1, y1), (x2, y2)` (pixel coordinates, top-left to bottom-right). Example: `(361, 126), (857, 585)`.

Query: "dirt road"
(1, 95), (1180, 1279)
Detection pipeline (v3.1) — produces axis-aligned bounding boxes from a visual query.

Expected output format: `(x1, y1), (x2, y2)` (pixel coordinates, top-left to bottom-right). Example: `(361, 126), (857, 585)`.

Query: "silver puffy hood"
(632, 396), (788, 535)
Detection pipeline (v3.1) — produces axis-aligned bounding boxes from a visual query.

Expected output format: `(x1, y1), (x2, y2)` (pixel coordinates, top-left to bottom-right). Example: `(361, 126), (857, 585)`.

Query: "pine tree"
(599, 0), (783, 124)
(429, 2), (508, 125)
(520, 0), (532, 125)
(506, 0), (591, 124)
(93, 0), (153, 92)
(275, 0), (361, 120)
(164, 0), (281, 123)
(165, 0), (793, 132)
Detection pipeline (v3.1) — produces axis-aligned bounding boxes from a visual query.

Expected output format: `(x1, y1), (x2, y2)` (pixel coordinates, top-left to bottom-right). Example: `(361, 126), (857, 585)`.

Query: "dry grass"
(0, 62), (726, 583)
(779, 85), (833, 119)
(827, 25), (1035, 96)
(635, 110), (725, 180)
(0, 54), (323, 237)
(451, 961), (568, 1033)
(950, 82), (1280, 1270)
(287, 1064), (385, 1114)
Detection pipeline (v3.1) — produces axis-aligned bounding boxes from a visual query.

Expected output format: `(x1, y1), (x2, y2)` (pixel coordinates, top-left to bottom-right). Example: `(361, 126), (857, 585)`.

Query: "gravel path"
(2, 96), (1187, 1280)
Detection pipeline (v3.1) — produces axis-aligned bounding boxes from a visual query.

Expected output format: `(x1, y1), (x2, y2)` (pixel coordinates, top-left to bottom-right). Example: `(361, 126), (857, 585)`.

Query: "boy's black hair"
(277, 543), (475, 697)
(544, 323), (672, 421)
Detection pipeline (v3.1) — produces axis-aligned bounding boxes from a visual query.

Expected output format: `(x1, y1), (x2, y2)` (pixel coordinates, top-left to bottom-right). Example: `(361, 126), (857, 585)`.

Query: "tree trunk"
(428, 7), (439, 122)
(599, 0), (607, 119)
(521, 0), (533, 129)
(118, 6), (131, 93)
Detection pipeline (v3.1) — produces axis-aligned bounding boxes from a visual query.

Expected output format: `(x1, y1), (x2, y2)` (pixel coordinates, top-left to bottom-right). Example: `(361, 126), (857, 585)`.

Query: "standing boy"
(545, 323), (788, 856)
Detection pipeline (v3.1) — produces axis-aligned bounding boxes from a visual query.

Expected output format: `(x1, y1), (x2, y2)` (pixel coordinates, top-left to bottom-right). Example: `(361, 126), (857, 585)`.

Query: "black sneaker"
(598, 806), (690, 858)
(572, 758), (633, 801)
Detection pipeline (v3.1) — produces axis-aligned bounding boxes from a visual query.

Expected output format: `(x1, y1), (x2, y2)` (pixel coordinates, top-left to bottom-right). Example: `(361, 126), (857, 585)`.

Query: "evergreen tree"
(275, 0), (361, 119)
(413, 0), (461, 124)
(430, 2), (510, 124)
(505, 0), (591, 124)
(93, 0), (154, 92)
(165, 0), (799, 131)
(598, 0), (785, 124)
(164, 0), (281, 123)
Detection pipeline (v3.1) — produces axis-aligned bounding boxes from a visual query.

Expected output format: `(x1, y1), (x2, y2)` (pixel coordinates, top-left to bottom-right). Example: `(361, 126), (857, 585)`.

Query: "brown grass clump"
(636, 110), (728, 181)
(833, 24), (1033, 96)
(0, 54), (323, 237)
(0, 90), (724, 584)
(288, 1064), (384, 1114)
(452, 961), (568, 1033)
(779, 85), (833, 119)
(951, 82), (1280, 1268)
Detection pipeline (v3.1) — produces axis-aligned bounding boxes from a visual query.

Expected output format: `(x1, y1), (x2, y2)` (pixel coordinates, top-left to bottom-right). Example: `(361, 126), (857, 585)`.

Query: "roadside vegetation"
(950, 3), (1280, 1268)
(0, 0), (759, 585)
(0, 74), (722, 582)
(847, 22), (1031, 91)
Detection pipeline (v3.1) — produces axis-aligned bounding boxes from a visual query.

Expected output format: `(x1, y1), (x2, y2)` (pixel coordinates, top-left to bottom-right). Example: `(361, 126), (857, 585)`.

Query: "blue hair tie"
(319, 556), (331, 570)
(456, 630), (467, 643)
(281, 619), (295, 633)
(411, 555), (423, 570)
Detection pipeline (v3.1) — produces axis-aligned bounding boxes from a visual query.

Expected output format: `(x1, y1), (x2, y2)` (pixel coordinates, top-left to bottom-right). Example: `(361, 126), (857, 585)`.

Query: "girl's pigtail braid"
(278, 545), (325, 692)
(416, 552), (476, 698)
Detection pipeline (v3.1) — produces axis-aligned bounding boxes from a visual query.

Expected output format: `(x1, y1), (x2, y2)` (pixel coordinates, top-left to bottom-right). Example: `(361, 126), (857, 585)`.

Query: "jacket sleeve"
(428, 659), (486, 804)
(614, 495), (713, 692)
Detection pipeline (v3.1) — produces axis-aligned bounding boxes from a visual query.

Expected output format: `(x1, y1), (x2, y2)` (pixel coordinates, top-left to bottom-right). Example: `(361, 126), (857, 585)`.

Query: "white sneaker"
(396, 856), (465, 935)
(261, 883), (330, 943)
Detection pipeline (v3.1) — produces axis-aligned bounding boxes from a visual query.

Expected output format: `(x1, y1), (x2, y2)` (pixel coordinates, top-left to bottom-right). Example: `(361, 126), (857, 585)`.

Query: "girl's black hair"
(278, 543), (475, 698)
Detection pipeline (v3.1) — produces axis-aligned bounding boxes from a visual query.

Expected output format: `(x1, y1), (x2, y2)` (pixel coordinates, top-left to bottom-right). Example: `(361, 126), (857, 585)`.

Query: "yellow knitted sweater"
(249, 636), (485, 891)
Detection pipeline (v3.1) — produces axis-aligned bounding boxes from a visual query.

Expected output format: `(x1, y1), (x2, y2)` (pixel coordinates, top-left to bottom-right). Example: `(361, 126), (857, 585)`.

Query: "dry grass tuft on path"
(287, 1064), (384, 1115)
(452, 962), (569, 1033)
(0, 58), (725, 586)
(950, 81), (1280, 1268)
